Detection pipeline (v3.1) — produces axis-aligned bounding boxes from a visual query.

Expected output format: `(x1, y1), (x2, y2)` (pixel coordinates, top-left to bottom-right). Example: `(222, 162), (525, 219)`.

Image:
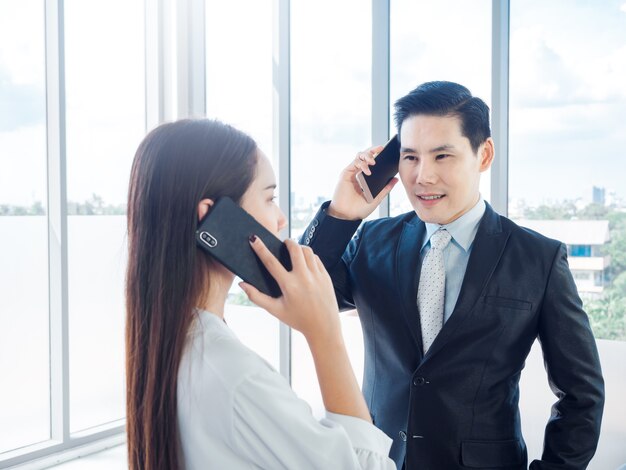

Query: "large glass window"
(64, 0), (145, 433)
(205, 0), (279, 369)
(205, 1), (273, 158)
(510, 1), (626, 467)
(290, 0), (372, 415)
(389, 0), (492, 216)
(4, 2), (624, 467)
(0, 0), (49, 454)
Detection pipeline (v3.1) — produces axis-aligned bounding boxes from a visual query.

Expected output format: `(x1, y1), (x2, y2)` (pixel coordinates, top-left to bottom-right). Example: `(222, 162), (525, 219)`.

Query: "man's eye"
(436, 154), (450, 160)
(403, 155), (417, 161)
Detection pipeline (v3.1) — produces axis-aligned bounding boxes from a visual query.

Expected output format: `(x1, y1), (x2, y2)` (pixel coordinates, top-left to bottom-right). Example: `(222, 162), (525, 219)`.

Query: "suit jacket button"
(399, 431), (407, 441)
(312, 219), (319, 227)
(304, 237), (310, 244)
(413, 376), (425, 386)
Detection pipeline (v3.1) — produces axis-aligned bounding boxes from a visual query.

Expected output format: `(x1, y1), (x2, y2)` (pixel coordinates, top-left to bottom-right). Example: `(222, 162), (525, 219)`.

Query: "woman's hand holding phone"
(327, 145), (398, 221)
(240, 236), (372, 422)
(239, 237), (341, 344)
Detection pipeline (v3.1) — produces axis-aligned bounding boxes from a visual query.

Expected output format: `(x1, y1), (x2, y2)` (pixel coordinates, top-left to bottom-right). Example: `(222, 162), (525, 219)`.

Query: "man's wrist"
(327, 202), (361, 221)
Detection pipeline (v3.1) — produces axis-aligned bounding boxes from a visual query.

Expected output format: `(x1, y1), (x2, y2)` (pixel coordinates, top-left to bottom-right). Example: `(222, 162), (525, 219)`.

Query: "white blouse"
(177, 310), (395, 470)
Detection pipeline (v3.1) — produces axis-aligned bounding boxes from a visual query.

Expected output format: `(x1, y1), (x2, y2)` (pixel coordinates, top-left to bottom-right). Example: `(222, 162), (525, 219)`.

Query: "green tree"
(585, 271), (626, 341)
(578, 203), (610, 220)
(605, 229), (626, 278)
(89, 193), (104, 214)
(228, 291), (254, 307)
(525, 201), (577, 220)
(608, 211), (626, 230)
(30, 200), (45, 215)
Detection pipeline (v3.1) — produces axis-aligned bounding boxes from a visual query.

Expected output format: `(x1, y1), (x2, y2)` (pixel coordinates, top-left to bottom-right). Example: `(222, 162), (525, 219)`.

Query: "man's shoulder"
(497, 212), (563, 250)
(361, 210), (418, 235)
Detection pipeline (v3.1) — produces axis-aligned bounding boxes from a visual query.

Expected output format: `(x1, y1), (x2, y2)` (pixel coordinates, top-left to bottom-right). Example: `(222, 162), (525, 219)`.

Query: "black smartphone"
(195, 197), (291, 298)
(355, 135), (400, 203)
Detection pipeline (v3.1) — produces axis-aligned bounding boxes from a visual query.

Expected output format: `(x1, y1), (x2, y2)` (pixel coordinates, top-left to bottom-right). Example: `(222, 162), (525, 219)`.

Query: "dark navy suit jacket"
(302, 202), (604, 470)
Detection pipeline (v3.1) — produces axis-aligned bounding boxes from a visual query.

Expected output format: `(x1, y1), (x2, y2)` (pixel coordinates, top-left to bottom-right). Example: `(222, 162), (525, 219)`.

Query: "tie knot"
(430, 229), (451, 251)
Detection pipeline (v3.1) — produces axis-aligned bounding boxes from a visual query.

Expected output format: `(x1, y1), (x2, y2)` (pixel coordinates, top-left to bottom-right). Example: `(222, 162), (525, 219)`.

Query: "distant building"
(515, 219), (610, 296)
(592, 186), (606, 206)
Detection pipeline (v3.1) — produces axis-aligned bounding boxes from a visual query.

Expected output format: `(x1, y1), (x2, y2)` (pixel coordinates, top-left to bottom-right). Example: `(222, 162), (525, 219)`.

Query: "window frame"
(0, 0), (513, 466)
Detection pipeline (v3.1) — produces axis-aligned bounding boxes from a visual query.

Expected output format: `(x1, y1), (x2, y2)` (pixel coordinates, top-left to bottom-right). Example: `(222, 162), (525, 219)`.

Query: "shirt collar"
(422, 197), (486, 252)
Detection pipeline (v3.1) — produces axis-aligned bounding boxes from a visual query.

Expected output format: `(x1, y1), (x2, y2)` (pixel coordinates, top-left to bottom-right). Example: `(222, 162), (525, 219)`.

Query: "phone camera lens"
(200, 232), (218, 248)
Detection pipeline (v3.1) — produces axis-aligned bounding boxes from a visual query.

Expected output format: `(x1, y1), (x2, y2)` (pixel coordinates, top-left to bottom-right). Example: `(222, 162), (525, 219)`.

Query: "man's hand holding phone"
(328, 138), (399, 221)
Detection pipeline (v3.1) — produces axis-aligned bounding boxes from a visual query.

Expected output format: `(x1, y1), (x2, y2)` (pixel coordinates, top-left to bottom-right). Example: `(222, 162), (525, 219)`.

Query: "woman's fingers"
(283, 238), (306, 272)
(239, 281), (281, 316)
(248, 235), (288, 281)
(314, 254), (327, 275)
(301, 245), (318, 272)
(245, 238), (339, 337)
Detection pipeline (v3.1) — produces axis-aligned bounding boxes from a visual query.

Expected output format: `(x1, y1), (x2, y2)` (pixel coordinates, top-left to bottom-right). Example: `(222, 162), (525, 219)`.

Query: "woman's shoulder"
(177, 310), (294, 441)
(179, 310), (276, 395)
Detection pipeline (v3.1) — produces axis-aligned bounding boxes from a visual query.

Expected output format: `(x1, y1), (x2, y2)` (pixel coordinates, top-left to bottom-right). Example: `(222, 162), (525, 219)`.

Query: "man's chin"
(414, 210), (458, 226)
(414, 211), (440, 224)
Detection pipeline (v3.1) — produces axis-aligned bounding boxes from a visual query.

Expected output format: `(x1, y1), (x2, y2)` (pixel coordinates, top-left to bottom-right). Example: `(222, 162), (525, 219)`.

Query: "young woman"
(125, 119), (395, 469)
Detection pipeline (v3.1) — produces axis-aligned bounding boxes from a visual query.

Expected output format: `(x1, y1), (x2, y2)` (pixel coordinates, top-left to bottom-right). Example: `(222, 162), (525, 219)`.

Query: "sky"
(1, 0), (625, 209)
(508, 0), (626, 206)
(0, 0), (144, 208)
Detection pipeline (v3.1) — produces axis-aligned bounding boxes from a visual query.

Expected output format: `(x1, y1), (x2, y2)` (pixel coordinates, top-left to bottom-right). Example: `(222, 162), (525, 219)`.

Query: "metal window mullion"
(146, 0), (178, 128)
(45, 0), (70, 446)
(491, 0), (510, 216)
(145, 0), (163, 129)
(176, 0), (206, 118)
(273, 0), (291, 382)
(0, 425), (126, 468)
(372, 0), (390, 219)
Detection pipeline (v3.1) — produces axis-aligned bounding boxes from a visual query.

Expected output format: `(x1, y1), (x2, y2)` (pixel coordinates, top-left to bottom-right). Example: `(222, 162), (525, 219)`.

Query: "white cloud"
(621, 3), (626, 13)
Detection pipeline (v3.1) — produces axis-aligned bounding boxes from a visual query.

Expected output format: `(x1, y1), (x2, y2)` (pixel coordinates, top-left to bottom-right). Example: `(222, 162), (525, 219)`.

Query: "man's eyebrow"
(430, 144), (455, 153)
(399, 144), (456, 153)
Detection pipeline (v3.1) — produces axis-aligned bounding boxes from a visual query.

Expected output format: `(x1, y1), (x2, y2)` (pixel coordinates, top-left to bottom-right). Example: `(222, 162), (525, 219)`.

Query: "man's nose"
(416, 160), (437, 185)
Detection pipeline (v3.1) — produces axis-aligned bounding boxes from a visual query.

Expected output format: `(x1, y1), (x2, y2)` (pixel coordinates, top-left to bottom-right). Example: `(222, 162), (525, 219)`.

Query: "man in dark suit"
(301, 81), (604, 469)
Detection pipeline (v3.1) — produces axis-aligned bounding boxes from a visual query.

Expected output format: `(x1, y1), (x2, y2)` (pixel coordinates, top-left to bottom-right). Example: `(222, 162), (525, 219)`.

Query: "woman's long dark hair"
(125, 119), (257, 470)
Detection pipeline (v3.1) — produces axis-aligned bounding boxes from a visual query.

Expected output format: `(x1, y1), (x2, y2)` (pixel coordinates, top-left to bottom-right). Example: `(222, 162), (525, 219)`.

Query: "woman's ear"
(197, 198), (215, 221)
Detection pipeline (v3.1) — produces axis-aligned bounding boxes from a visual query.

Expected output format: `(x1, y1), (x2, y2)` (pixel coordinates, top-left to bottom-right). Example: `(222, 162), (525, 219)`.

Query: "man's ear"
(479, 138), (495, 172)
(197, 198), (215, 221)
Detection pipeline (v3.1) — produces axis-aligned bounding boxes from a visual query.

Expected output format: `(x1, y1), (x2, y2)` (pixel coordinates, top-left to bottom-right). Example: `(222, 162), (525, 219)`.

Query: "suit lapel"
(422, 203), (510, 362)
(395, 218), (426, 357)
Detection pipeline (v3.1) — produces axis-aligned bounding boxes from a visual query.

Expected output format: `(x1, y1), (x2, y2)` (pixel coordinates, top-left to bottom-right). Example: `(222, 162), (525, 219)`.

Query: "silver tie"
(418, 229), (452, 354)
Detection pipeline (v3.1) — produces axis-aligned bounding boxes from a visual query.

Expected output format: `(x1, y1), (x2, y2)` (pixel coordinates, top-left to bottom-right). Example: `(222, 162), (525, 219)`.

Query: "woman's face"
(240, 150), (287, 237)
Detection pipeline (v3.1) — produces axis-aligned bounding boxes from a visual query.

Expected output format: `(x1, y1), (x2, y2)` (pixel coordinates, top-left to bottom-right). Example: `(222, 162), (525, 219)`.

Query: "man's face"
(398, 114), (493, 225)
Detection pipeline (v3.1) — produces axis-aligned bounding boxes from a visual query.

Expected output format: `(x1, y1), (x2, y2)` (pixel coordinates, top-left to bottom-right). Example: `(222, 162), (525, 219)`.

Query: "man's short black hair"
(394, 81), (491, 154)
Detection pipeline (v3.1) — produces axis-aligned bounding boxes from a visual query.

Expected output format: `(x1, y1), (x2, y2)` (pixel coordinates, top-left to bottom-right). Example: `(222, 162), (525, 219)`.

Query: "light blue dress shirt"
(420, 197), (486, 323)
